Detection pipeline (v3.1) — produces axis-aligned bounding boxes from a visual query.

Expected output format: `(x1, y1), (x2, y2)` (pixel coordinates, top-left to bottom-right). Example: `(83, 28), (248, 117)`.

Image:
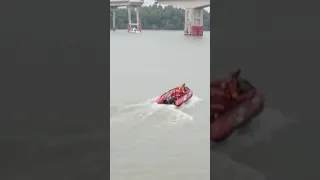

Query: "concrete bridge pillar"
(136, 8), (141, 31)
(112, 9), (116, 31)
(127, 7), (141, 32)
(127, 7), (131, 31)
(184, 8), (203, 36)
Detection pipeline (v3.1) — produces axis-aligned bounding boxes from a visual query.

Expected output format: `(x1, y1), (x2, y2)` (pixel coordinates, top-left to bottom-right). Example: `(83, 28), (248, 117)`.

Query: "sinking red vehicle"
(211, 76), (265, 142)
(157, 86), (193, 107)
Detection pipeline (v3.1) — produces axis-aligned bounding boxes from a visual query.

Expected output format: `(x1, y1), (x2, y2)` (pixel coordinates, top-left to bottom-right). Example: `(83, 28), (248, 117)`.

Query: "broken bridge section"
(110, 0), (144, 32)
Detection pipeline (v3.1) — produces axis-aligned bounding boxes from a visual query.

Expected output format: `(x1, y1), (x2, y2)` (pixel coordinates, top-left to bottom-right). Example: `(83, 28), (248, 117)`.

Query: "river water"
(110, 30), (210, 180)
(111, 28), (314, 180)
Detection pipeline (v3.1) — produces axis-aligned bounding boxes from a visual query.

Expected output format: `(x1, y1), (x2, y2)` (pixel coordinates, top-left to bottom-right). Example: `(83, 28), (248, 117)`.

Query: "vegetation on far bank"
(110, 5), (210, 30)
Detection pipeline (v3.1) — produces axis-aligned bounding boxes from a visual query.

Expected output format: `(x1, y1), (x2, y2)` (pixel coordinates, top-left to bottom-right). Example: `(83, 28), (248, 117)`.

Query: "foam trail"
(110, 101), (162, 125)
(161, 105), (193, 126)
(160, 95), (203, 126)
(110, 95), (202, 127)
(180, 95), (202, 109)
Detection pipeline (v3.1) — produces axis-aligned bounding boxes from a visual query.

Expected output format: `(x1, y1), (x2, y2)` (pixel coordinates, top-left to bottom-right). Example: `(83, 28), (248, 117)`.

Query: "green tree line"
(110, 5), (210, 30)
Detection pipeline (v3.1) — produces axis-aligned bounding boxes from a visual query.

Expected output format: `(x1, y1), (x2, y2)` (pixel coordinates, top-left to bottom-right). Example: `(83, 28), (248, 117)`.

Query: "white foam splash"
(161, 105), (194, 126)
(110, 98), (162, 126)
(180, 95), (202, 109)
(110, 95), (202, 127)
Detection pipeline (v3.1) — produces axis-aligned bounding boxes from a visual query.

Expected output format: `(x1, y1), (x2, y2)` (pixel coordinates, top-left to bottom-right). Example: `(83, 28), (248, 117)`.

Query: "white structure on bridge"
(156, 0), (210, 36)
(110, 0), (144, 32)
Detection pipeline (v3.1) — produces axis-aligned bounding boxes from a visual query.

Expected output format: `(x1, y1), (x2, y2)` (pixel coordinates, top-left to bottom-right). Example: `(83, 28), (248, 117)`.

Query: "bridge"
(110, 0), (144, 7)
(156, 0), (209, 9)
(110, 0), (210, 36)
(156, 0), (210, 36)
(110, 0), (144, 32)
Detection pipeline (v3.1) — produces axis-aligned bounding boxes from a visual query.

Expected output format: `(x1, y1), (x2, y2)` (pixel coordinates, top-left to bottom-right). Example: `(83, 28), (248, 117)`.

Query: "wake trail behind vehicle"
(111, 95), (210, 180)
(110, 95), (202, 129)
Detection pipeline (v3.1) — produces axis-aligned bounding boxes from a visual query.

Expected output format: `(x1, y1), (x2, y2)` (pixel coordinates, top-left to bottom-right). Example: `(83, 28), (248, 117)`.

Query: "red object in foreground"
(211, 77), (265, 142)
(157, 87), (193, 107)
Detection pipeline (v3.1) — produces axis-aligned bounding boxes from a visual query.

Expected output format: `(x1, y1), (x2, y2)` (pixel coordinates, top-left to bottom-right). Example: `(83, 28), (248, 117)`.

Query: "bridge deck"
(156, 0), (210, 9)
(110, 0), (144, 7)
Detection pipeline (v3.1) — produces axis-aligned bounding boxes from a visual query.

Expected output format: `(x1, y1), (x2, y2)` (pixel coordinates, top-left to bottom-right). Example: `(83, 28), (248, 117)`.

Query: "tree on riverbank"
(110, 5), (210, 30)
